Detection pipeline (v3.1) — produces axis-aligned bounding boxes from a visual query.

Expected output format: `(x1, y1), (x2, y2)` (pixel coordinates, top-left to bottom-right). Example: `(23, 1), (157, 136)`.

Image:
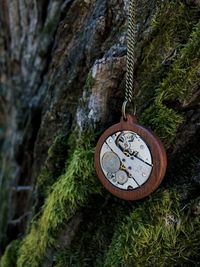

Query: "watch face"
(100, 131), (153, 190)
(95, 115), (167, 200)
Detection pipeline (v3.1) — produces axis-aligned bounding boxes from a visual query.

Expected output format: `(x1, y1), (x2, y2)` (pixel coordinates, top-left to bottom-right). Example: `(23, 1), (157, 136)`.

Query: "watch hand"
(134, 155), (153, 167)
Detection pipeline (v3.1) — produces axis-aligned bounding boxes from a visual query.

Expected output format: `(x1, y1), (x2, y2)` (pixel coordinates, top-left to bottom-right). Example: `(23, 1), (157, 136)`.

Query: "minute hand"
(106, 136), (152, 186)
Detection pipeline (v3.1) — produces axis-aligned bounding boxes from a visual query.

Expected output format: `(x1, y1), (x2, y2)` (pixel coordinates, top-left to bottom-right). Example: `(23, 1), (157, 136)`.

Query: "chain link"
(123, 0), (137, 118)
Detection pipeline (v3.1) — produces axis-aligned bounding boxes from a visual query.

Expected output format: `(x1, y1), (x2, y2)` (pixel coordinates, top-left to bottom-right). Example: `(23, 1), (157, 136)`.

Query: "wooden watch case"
(95, 114), (167, 200)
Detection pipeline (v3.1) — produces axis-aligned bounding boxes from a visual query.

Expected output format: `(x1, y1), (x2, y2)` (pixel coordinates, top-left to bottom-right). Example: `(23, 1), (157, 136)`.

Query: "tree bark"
(0, 0), (200, 266)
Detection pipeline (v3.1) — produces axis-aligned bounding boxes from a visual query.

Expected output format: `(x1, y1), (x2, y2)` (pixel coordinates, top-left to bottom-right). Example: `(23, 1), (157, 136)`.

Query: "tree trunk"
(0, 0), (200, 266)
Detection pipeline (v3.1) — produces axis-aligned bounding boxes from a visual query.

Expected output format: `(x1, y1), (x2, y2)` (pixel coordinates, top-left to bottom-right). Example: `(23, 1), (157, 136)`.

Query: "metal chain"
(123, 0), (137, 118)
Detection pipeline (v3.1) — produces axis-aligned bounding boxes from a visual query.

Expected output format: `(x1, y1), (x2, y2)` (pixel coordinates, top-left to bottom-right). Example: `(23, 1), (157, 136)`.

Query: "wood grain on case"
(95, 114), (167, 200)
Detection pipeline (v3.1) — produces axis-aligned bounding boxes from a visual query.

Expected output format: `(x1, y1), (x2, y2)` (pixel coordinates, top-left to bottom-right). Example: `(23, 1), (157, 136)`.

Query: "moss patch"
(138, 1), (200, 106)
(139, 4), (200, 148)
(155, 21), (200, 103)
(16, 134), (102, 267)
(36, 134), (69, 199)
(0, 240), (20, 267)
(50, 187), (200, 267)
(104, 189), (200, 267)
(54, 195), (133, 267)
(141, 103), (183, 146)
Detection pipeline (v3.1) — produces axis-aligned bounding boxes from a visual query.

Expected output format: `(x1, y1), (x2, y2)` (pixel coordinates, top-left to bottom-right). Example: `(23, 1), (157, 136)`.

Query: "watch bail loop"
(122, 100), (136, 121)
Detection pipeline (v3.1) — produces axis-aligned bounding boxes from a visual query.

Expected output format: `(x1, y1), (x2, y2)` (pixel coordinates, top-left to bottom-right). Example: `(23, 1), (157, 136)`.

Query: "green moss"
(36, 134), (69, 200)
(104, 189), (200, 267)
(35, 166), (52, 198)
(54, 196), (133, 267)
(0, 240), (20, 267)
(141, 104), (183, 147)
(138, 1), (199, 104)
(139, 4), (200, 148)
(17, 134), (102, 267)
(45, 187), (200, 267)
(155, 21), (200, 103)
